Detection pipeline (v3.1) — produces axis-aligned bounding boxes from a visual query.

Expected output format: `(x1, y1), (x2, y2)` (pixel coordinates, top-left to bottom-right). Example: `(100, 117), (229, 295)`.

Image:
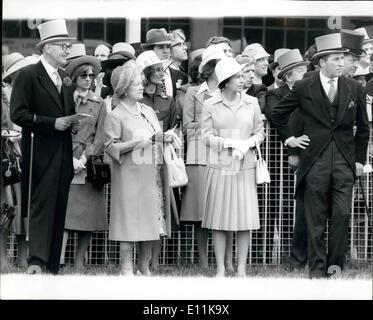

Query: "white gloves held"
(224, 137), (256, 156)
(73, 156), (86, 174)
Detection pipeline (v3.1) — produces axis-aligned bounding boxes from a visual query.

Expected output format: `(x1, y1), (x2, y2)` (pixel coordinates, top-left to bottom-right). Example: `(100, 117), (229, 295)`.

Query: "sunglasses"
(79, 73), (96, 80)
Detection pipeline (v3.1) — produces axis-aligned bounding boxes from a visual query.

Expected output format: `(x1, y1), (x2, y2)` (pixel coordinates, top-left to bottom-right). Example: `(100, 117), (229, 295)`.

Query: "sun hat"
(243, 43), (270, 60)
(277, 49), (310, 79)
(136, 50), (162, 70)
(36, 19), (75, 49)
(66, 43), (87, 62)
(141, 29), (173, 49)
(3, 53), (38, 80)
(269, 48), (291, 72)
(215, 57), (246, 85)
(65, 44), (101, 77)
(198, 44), (226, 73)
(312, 33), (349, 59)
(354, 27), (373, 44)
(101, 42), (136, 70)
(190, 48), (205, 62)
(341, 29), (366, 57)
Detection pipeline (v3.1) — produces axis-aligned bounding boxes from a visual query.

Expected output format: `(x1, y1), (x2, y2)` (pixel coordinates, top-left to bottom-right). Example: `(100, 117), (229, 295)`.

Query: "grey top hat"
(341, 29), (366, 57)
(277, 49), (310, 79)
(312, 33), (349, 60)
(141, 28), (172, 49)
(36, 19), (75, 49)
(269, 48), (291, 72)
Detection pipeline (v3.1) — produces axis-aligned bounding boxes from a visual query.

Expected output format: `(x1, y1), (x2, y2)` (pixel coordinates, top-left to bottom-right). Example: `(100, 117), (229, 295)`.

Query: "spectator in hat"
(10, 19), (77, 274)
(341, 29), (366, 77)
(267, 48), (291, 90)
(65, 43), (87, 66)
(141, 28), (188, 100)
(205, 36), (233, 57)
(94, 44), (111, 61)
(235, 54), (267, 112)
(272, 33), (369, 278)
(180, 45), (225, 270)
(103, 60), (175, 275)
(354, 27), (373, 82)
(201, 57), (265, 277)
(266, 49), (310, 269)
(59, 49), (108, 272)
(169, 29), (188, 73)
(1, 53), (38, 270)
(243, 43), (270, 85)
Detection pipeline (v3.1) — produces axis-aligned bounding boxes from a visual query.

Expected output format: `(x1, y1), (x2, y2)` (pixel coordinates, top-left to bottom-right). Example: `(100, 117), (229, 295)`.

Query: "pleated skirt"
(201, 167), (260, 231)
(180, 165), (207, 222)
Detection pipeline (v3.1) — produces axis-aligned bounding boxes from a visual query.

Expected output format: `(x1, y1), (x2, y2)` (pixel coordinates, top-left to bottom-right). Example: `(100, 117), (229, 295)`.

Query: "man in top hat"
(265, 49), (310, 269)
(271, 33), (369, 278)
(10, 19), (77, 274)
(354, 27), (373, 83)
(141, 28), (187, 100)
(341, 29), (366, 77)
(243, 43), (270, 85)
(267, 48), (291, 91)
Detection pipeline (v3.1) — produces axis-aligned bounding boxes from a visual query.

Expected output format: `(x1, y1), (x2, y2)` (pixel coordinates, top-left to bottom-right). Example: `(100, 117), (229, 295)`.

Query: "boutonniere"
(176, 79), (183, 89)
(347, 100), (355, 109)
(63, 76), (72, 87)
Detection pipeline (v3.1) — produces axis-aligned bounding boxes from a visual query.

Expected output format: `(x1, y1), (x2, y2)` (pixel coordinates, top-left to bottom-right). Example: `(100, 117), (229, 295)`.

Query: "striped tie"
(327, 79), (336, 103)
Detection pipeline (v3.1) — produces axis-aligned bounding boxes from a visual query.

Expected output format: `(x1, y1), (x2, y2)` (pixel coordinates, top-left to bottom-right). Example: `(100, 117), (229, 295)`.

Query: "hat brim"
(141, 41), (173, 49)
(107, 51), (136, 60)
(65, 56), (101, 77)
(101, 57), (132, 70)
(312, 48), (349, 60)
(36, 36), (76, 49)
(217, 63), (247, 85)
(363, 38), (373, 43)
(2, 59), (36, 80)
(269, 61), (279, 72)
(198, 53), (226, 73)
(277, 61), (310, 80)
(347, 49), (366, 58)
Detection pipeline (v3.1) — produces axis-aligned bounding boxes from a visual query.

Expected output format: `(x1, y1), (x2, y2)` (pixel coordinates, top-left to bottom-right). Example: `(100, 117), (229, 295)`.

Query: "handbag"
(86, 156), (111, 188)
(163, 143), (188, 188)
(2, 157), (21, 186)
(255, 140), (271, 185)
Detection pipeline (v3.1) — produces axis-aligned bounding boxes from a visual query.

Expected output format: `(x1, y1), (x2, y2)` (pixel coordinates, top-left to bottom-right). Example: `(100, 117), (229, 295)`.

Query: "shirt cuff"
(33, 114), (37, 123)
(284, 136), (295, 146)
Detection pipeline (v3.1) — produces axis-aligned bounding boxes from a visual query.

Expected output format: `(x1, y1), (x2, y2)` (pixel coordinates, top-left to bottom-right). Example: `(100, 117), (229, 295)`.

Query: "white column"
(125, 18), (141, 43)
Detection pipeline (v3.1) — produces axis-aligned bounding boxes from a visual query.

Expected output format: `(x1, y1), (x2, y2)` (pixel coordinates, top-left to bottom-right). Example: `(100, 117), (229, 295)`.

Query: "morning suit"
(10, 61), (75, 274)
(271, 71), (369, 277)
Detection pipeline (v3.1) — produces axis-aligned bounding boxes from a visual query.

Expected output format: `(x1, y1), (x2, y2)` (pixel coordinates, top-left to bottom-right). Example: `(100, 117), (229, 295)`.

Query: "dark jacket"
(246, 84), (267, 113)
(169, 68), (188, 100)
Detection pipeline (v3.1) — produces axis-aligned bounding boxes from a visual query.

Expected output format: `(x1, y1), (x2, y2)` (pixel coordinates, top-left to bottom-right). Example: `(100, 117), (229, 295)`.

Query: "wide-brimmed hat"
(341, 29), (366, 57)
(277, 49), (310, 79)
(3, 53), (38, 80)
(101, 42), (136, 70)
(269, 48), (291, 72)
(215, 57), (246, 85)
(65, 44), (101, 77)
(141, 29), (172, 49)
(243, 43), (270, 60)
(136, 50), (162, 70)
(354, 27), (373, 44)
(312, 33), (349, 59)
(198, 44), (225, 73)
(36, 19), (75, 49)
(190, 48), (205, 62)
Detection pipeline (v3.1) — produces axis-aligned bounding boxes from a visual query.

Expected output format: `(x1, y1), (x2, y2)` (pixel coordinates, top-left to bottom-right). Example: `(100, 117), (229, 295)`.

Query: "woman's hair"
(189, 55), (203, 85)
(111, 60), (142, 105)
(169, 29), (186, 43)
(235, 54), (255, 66)
(205, 36), (232, 48)
(142, 64), (159, 86)
(218, 76), (232, 90)
(200, 59), (218, 81)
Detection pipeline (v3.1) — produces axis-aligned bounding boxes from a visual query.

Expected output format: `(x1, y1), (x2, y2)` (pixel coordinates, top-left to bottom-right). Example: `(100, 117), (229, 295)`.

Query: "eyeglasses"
(171, 42), (186, 48)
(51, 43), (72, 52)
(79, 73), (96, 80)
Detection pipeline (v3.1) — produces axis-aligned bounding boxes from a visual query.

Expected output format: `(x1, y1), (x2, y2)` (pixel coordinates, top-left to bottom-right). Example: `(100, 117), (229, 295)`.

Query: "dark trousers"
(303, 141), (354, 278)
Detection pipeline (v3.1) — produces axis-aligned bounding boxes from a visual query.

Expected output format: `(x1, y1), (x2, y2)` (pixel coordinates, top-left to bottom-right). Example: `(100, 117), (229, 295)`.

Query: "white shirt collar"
(197, 81), (218, 95)
(40, 55), (59, 79)
(319, 71), (339, 93)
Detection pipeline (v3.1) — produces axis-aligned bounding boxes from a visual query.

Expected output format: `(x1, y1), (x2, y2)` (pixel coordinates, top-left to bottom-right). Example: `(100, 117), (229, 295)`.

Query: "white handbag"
(164, 143), (188, 187)
(255, 140), (271, 185)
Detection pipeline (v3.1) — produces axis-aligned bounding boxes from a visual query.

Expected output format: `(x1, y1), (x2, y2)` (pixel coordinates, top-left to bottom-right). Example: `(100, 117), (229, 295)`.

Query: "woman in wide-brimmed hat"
(201, 57), (265, 277)
(60, 48), (108, 272)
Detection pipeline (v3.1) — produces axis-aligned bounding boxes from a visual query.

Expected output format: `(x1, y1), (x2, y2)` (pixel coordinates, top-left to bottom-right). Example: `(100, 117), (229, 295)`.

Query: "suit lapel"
(58, 69), (74, 116)
(36, 62), (64, 113)
(334, 76), (352, 127)
(307, 73), (332, 128)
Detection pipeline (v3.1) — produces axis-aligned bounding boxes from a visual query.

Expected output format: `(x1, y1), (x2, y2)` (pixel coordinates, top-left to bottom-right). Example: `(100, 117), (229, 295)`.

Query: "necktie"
(327, 79), (336, 103)
(54, 71), (62, 94)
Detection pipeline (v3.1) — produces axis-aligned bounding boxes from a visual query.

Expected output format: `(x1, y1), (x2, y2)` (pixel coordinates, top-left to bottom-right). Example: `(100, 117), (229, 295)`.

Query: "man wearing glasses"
(10, 19), (77, 274)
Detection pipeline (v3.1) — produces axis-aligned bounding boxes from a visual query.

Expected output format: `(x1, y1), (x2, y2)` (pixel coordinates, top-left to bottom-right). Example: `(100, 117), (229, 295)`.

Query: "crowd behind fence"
(6, 119), (373, 266)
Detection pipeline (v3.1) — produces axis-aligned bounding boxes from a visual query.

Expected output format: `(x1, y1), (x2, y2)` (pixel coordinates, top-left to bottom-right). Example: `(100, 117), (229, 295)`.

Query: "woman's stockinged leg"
(196, 226), (209, 269)
(150, 240), (161, 271)
(74, 231), (92, 272)
(225, 231), (234, 273)
(212, 230), (227, 277)
(138, 241), (152, 276)
(237, 231), (250, 277)
(120, 241), (134, 276)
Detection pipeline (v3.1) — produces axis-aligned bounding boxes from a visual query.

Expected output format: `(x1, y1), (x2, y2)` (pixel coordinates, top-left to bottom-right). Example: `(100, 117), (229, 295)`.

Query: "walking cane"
(26, 132), (34, 242)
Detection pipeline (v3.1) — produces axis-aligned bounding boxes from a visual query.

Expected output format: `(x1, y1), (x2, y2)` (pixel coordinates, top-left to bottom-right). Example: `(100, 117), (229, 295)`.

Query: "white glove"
(164, 127), (181, 150)
(73, 157), (85, 173)
(80, 152), (87, 166)
(232, 148), (244, 160)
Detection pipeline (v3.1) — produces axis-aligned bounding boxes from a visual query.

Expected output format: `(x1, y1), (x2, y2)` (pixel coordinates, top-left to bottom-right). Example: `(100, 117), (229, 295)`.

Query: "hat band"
(316, 47), (346, 54)
(147, 36), (170, 44)
(41, 34), (70, 41)
(5, 58), (24, 72)
(280, 60), (306, 70)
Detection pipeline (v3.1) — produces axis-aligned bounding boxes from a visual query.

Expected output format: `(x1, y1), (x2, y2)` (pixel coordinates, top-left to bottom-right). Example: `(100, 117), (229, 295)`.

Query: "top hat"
(101, 42), (136, 70)
(277, 49), (310, 79)
(354, 27), (373, 44)
(269, 48), (291, 72)
(243, 43), (270, 60)
(136, 50), (162, 70)
(312, 33), (349, 59)
(3, 53), (39, 80)
(36, 19), (75, 49)
(215, 57), (246, 85)
(341, 29), (366, 57)
(65, 44), (101, 77)
(198, 44), (226, 73)
(141, 29), (173, 49)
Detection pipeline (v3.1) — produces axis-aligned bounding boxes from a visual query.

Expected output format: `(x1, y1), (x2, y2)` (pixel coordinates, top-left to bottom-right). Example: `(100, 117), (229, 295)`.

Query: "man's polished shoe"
(27, 264), (43, 274)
